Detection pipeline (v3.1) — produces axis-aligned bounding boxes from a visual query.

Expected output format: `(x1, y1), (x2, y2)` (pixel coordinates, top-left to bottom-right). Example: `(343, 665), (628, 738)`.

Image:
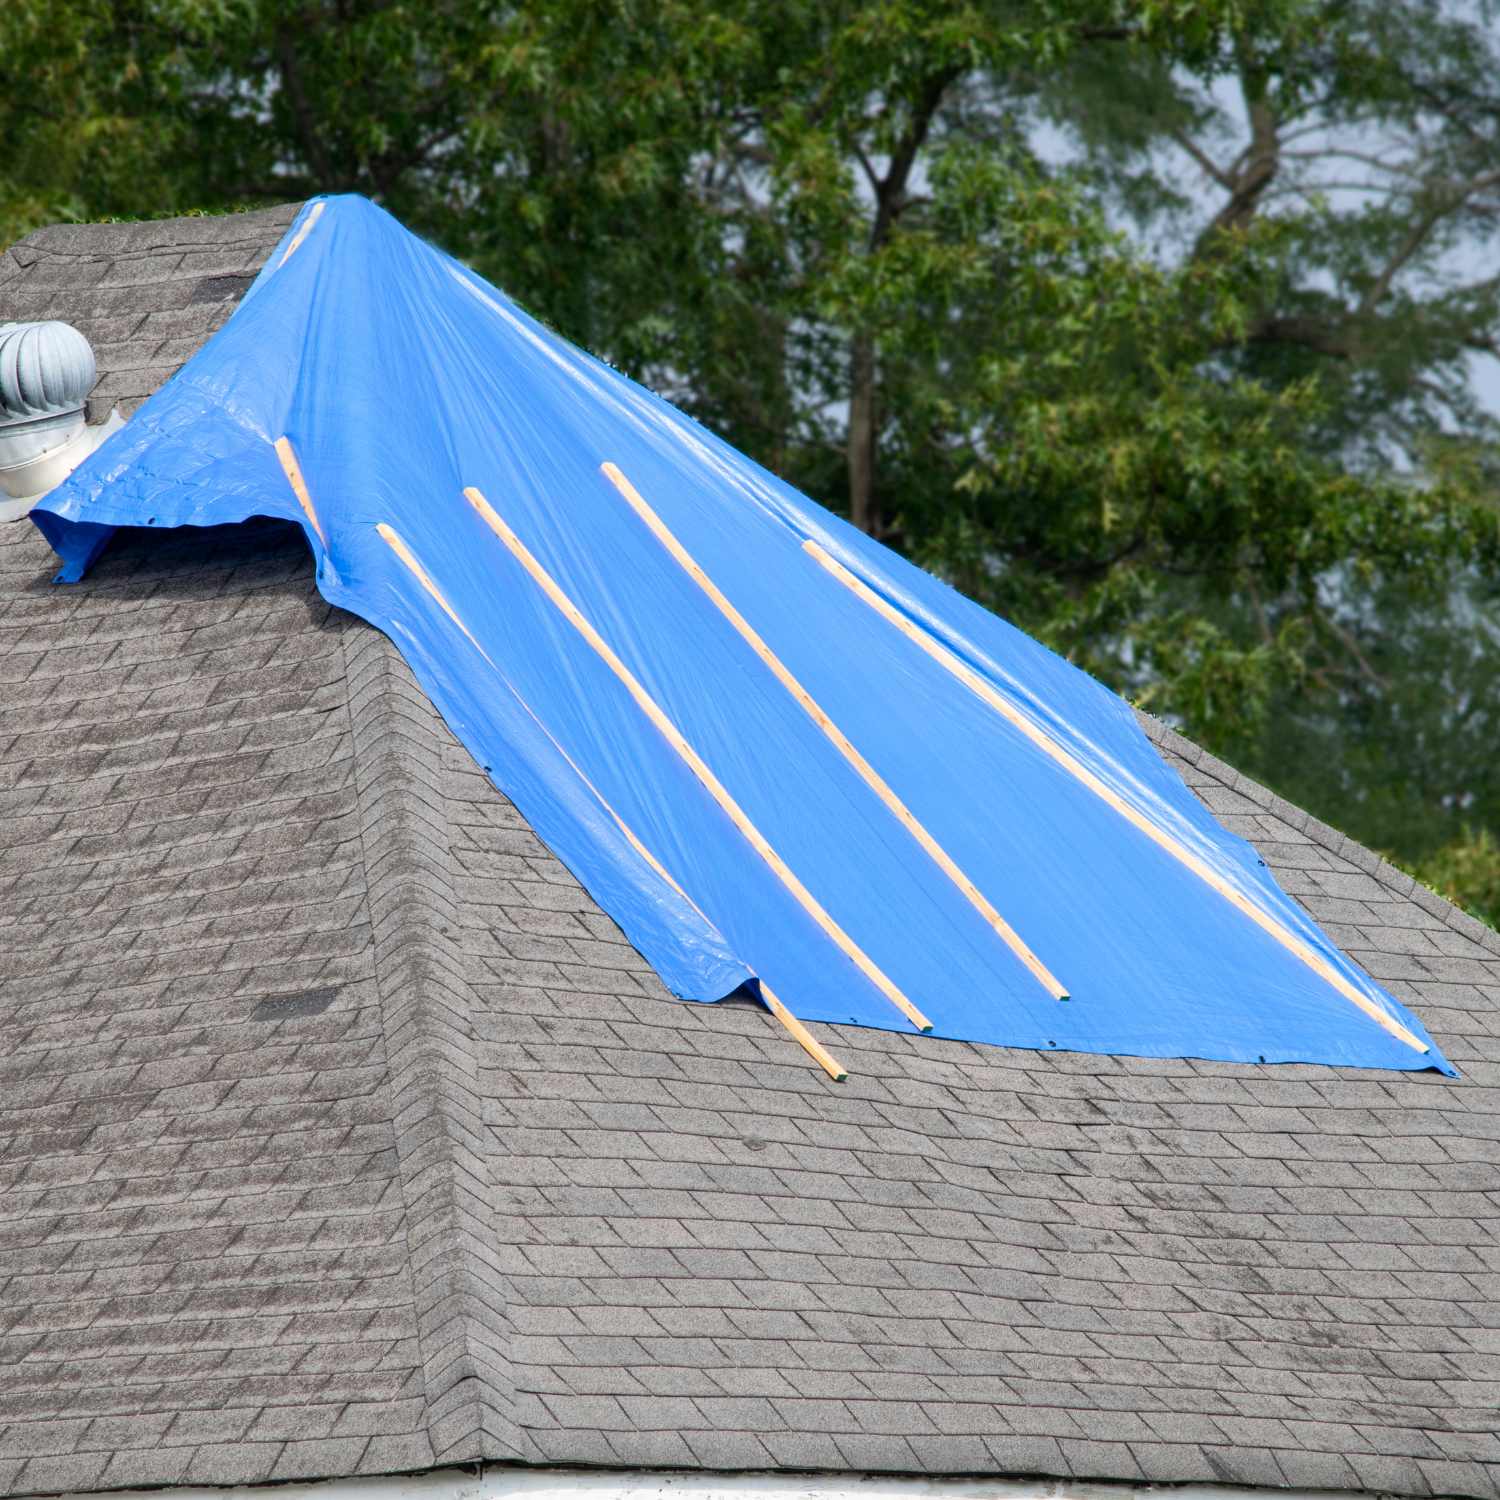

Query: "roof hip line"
(340, 620), (530, 1466)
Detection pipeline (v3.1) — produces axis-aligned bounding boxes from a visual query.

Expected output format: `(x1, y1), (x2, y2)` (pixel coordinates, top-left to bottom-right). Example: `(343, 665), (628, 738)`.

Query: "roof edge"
(22, 1456), (1470, 1500)
(1135, 709), (1500, 961)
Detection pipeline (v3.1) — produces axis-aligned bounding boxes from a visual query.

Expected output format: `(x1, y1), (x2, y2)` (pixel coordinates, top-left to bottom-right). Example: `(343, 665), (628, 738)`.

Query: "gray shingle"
(0, 517), (432, 1490)
(1, 210), (1498, 1500)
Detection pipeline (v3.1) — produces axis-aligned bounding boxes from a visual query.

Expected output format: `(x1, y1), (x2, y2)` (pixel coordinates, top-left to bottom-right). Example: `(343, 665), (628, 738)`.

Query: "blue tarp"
(32, 195), (1453, 1074)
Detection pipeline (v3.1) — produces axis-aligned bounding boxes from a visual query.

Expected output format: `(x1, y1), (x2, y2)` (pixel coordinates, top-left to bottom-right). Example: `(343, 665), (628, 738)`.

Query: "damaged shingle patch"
(191, 273), (257, 303)
(252, 988), (339, 1021)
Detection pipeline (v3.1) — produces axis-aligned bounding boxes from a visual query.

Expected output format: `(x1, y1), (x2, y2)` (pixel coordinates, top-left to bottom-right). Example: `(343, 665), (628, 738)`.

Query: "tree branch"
(1322, 611), (1390, 691)
(868, 65), (962, 250)
(1358, 199), (1450, 317)
(1247, 315), (1358, 359)
(1170, 127), (1234, 191)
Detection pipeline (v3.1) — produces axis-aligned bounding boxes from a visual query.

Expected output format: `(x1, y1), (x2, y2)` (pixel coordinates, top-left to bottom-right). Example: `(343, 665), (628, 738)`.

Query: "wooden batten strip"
(601, 461), (1067, 1002)
(376, 518), (849, 1081)
(375, 524), (689, 925)
(273, 436), (327, 548)
(761, 985), (848, 1081)
(278, 200), (326, 267)
(376, 523), (492, 662)
(803, 538), (1428, 1055)
(464, 483), (932, 1035)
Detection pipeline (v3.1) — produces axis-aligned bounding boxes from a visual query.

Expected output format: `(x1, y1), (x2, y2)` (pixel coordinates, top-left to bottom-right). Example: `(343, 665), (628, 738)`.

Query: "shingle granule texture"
(1, 207), (1496, 1500)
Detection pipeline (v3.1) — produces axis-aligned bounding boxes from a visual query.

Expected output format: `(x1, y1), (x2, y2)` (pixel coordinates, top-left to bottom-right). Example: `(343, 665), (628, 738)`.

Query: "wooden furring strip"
(374, 520), (849, 1081)
(601, 461), (1067, 1002)
(803, 538), (1429, 1056)
(375, 523), (490, 659)
(760, 985), (848, 1080)
(464, 483), (933, 1035)
(278, 200), (325, 267)
(273, 436), (327, 548)
(375, 524), (690, 911)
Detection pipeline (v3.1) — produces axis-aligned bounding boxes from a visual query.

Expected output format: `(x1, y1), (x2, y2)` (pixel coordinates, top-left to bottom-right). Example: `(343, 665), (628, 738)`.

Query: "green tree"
(1412, 827), (1500, 930)
(4, 0), (1499, 914)
(1061, 1), (1500, 475)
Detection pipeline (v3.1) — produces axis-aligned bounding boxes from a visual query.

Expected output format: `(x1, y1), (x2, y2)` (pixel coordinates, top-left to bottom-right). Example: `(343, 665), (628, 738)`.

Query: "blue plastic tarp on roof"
(32, 195), (1454, 1074)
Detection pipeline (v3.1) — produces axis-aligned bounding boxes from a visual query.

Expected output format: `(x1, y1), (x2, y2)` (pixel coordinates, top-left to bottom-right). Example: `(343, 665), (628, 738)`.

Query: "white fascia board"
(60, 1462), (1380, 1500)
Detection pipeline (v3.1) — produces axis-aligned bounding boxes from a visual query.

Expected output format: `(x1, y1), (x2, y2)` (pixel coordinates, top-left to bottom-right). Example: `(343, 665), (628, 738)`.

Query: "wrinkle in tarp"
(33, 195), (1454, 1074)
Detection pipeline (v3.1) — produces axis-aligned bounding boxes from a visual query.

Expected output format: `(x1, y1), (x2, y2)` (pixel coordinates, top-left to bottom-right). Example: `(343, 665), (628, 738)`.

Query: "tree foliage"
(1413, 826), (1500, 932)
(3, 0), (1499, 914)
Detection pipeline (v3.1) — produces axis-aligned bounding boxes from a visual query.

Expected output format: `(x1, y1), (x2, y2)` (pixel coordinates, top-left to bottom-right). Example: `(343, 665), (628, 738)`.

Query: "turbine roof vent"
(0, 320), (118, 519)
(0, 320), (95, 430)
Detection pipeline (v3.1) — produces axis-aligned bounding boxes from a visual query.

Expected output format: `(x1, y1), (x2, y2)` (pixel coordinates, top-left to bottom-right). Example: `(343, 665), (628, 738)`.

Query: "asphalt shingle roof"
(1, 208), (1497, 1500)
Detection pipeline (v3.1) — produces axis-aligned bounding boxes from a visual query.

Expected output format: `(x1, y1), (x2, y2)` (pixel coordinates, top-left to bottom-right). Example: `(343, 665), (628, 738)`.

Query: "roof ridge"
(339, 619), (529, 1467)
(12, 205), (300, 258)
(1136, 709), (1500, 963)
(3, 238), (285, 265)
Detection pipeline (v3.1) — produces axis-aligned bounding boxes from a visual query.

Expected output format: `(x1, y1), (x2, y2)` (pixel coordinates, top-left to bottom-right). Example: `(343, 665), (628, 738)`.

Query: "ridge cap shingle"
(339, 625), (530, 1466)
(11, 203), (301, 261)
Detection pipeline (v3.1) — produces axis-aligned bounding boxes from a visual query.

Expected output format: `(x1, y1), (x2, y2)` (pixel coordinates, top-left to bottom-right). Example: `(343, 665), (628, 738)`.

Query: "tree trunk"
(275, 24), (335, 190)
(841, 66), (960, 537)
(848, 331), (877, 536)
